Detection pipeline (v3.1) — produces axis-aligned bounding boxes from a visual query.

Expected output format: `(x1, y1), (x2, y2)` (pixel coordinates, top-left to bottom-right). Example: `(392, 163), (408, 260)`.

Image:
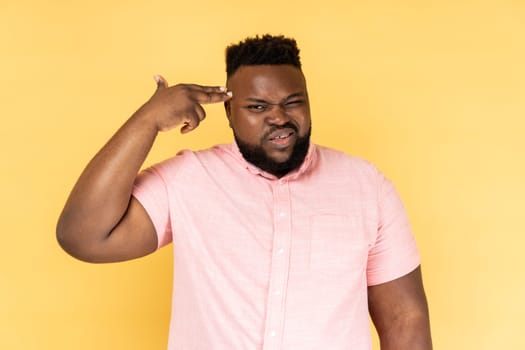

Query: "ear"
(224, 101), (232, 127)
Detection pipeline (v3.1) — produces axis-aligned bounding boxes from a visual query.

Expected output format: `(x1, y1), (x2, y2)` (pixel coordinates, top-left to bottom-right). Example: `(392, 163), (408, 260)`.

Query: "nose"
(266, 104), (290, 125)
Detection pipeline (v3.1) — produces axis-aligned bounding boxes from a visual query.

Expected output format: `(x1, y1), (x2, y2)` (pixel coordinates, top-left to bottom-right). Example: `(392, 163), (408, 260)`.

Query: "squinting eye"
(284, 100), (304, 108)
(247, 105), (268, 112)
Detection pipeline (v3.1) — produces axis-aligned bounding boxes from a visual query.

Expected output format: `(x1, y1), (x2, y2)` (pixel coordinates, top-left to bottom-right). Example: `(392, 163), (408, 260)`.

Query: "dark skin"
(225, 65), (311, 165)
(56, 77), (232, 262)
(57, 65), (432, 349)
(369, 266), (433, 349)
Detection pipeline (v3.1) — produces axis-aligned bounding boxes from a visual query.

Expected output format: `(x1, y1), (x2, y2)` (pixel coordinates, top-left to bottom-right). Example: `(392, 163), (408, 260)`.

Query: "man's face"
(225, 65), (312, 177)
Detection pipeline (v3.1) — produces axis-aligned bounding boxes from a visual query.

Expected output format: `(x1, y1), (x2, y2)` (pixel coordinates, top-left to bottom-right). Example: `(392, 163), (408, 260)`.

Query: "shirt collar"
(227, 141), (318, 181)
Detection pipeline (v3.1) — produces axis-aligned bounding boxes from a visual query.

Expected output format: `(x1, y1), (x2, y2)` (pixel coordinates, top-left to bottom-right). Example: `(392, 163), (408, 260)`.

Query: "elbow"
(56, 213), (77, 254)
(56, 227), (76, 260)
(56, 214), (72, 253)
(55, 215), (103, 263)
(55, 221), (85, 262)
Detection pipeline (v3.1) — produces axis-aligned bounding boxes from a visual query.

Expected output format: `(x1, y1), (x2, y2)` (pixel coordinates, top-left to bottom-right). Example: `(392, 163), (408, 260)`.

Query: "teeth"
(272, 132), (292, 140)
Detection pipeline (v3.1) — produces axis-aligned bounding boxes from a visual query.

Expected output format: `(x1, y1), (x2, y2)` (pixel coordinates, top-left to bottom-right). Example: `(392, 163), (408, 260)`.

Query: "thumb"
(153, 74), (168, 91)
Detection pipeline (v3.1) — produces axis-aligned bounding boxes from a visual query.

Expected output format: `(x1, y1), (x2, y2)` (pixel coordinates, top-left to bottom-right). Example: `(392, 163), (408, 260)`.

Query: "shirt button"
(279, 211), (286, 218)
(274, 290), (281, 295)
(270, 330), (276, 337)
(278, 248), (284, 254)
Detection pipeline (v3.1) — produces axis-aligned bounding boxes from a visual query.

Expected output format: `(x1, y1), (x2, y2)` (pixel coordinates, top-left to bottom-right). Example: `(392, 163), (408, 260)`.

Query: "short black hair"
(225, 34), (302, 78)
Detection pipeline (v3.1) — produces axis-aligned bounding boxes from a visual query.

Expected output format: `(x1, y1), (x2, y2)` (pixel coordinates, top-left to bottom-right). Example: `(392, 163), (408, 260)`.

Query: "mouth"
(267, 128), (296, 148)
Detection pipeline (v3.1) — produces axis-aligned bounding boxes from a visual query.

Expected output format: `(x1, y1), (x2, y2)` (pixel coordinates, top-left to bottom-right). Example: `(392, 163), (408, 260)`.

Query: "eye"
(284, 100), (304, 109)
(246, 104), (268, 112)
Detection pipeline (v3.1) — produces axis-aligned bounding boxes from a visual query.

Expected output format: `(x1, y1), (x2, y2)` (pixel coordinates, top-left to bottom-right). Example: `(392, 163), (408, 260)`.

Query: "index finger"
(192, 88), (232, 104)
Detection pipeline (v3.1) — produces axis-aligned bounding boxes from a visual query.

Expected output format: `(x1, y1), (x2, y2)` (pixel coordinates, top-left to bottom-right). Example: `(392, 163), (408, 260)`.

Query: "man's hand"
(57, 75), (232, 263)
(142, 75), (232, 133)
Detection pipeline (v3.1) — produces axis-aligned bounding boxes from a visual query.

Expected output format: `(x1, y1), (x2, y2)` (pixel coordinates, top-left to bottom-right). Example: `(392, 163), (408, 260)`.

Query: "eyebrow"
(244, 92), (305, 104)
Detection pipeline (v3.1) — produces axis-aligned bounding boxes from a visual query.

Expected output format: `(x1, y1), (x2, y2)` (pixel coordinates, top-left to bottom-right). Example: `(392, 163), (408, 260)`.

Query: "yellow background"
(2, 0), (524, 349)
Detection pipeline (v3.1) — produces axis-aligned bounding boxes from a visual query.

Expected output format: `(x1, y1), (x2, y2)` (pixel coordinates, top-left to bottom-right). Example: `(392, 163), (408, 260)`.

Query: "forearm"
(56, 78), (232, 261)
(377, 312), (432, 350)
(57, 105), (158, 248)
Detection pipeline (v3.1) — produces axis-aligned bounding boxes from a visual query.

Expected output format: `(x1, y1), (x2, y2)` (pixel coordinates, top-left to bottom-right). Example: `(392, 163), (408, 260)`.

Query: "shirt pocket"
(309, 215), (369, 278)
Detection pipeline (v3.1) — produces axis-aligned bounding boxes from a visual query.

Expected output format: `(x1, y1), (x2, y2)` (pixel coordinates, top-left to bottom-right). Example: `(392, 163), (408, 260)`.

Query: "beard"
(234, 124), (311, 178)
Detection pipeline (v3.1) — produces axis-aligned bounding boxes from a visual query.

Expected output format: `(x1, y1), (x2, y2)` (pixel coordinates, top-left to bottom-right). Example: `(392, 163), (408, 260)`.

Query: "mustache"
(263, 122), (298, 139)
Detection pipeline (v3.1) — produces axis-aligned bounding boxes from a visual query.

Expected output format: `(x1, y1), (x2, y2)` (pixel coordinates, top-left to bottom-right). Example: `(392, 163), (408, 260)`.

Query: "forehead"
(227, 65), (306, 99)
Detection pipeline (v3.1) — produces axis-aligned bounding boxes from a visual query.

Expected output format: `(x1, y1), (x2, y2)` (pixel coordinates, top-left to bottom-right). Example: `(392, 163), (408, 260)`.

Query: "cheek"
(296, 111), (311, 133)
(304, 116), (312, 131)
(232, 114), (263, 138)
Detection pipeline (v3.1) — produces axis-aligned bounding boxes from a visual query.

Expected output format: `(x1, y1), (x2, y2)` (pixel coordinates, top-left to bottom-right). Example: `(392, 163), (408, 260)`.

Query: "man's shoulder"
(146, 143), (235, 173)
(314, 144), (378, 173)
(157, 143), (231, 161)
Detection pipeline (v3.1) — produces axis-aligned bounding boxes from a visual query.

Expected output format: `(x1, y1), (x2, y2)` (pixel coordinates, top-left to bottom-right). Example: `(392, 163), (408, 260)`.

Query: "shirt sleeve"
(366, 174), (421, 286)
(132, 166), (173, 249)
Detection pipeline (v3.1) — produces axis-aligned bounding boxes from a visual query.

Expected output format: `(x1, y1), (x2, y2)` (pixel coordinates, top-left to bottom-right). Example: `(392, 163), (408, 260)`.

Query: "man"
(57, 34), (432, 349)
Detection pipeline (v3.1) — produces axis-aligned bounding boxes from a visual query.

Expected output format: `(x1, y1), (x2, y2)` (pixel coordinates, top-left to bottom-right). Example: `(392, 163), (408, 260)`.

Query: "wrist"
(131, 102), (163, 134)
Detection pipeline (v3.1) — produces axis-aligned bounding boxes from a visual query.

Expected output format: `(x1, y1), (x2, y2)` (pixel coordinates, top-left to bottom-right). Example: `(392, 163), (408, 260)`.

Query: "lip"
(266, 129), (297, 149)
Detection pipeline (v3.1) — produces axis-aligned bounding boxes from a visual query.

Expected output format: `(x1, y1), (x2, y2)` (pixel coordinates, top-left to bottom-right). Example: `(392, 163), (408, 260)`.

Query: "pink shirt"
(133, 143), (420, 350)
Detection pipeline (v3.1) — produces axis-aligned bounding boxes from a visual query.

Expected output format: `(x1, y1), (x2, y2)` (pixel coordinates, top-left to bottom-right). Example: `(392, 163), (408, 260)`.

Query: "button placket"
(262, 180), (292, 349)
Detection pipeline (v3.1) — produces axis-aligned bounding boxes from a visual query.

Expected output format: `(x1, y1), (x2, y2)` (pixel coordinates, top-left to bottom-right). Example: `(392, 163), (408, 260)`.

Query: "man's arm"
(56, 75), (232, 263)
(368, 266), (433, 350)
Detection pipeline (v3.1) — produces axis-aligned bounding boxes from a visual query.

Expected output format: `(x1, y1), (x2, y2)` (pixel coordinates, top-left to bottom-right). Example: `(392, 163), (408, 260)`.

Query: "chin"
(234, 126), (311, 177)
(267, 152), (293, 164)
